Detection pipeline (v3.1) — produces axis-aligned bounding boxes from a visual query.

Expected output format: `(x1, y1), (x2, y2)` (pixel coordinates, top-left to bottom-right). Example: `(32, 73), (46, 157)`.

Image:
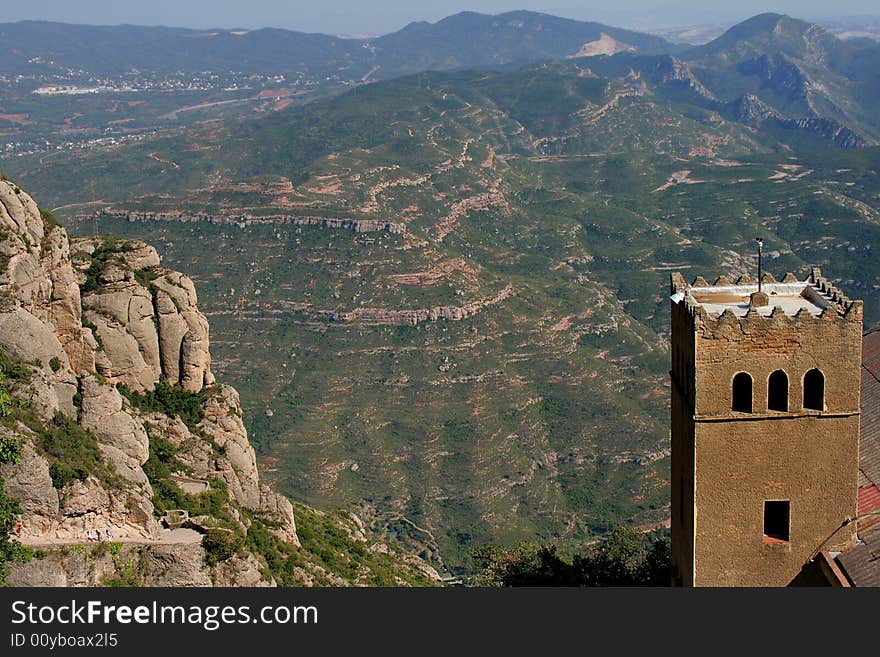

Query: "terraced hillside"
(3, 18), (880, 573)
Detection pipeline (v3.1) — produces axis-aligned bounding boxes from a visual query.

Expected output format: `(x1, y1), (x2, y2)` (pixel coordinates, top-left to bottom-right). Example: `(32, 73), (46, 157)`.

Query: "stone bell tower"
(669, 268), (862, 586)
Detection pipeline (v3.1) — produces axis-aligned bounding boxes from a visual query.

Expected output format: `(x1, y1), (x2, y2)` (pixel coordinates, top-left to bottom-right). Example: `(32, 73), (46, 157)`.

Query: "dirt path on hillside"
(18, 528), (203, 548)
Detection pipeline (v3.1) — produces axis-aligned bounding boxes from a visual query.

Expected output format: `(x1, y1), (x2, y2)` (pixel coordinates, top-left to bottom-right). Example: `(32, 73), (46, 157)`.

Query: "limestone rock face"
(0, 181), (44, 244)
(0, 436), (59, 537)
(0, 179), (303, 586)
(152, 272), (214, 391)
(5, 544), (218, 587)
(199, 385), (261, 508)
(79, 374), (149, 465)
(0, 306), (72, 376)
(60, 476), (112, 517)
(71, 237), (214, 392)
(5, 557), (75, 587)
(0, 183), (49, 309)
(82, 280), (161, 392)
(213, 553), (274, 587)
(137, 545), (213, 587)
(13, 366), (76, 422)
(43, 226), (93, 374)
(259, 487), (300, 546)
(0, 186), (87, 376)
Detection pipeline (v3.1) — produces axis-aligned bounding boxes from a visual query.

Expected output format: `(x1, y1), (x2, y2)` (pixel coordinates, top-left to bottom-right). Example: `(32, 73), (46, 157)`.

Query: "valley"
(2, 11), (880, 574)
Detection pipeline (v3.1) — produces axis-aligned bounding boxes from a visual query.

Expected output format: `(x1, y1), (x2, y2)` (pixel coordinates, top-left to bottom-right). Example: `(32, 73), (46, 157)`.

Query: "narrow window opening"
(732, 372), (752, 413)
(803, 368), (824, 411)
(768, 370), (788, 412)
(763, 500), (790, 543)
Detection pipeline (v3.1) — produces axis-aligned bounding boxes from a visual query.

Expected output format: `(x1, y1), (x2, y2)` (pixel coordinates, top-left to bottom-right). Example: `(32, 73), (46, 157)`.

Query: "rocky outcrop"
(651, 56), (716, 101)
(213, 553), (275, 587)
(724, 93), (867, 148)
(5, 540), (280, 587)
(78, 374), (151, 487)
(0, 179), (297, 582)
(0, 438), (59, 536)
(86, 209), (405, 235)
(150, 271), (214, 392)
(726, 93), (784, 126)
(782, 117), (867, 148)
(71, 237), (214, 392)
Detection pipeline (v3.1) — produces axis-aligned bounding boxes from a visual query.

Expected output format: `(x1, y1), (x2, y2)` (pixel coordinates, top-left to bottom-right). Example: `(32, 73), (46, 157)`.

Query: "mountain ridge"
(0, 11), (679, 78)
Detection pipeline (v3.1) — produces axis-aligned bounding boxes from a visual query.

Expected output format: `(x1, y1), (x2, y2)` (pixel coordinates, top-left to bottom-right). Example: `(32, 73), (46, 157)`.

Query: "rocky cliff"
(0, 179), (439, 587)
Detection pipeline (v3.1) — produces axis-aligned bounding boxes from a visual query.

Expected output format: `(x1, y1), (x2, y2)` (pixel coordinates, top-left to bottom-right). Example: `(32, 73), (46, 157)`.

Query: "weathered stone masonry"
(670, 269), (862, 586)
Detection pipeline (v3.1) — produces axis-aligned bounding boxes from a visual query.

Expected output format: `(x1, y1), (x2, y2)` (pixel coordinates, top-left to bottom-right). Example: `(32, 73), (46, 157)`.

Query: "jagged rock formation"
(71, 237), (214, 393)
(782, 117), (866, 148)
(651, 56), (717, 101)
(0, 179), (440, 587)
(723, 93), (867, 148)
(726, 93), (784, 125)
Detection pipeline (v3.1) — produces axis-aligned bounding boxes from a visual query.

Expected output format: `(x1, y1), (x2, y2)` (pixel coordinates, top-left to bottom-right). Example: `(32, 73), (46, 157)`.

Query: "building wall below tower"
(692, 414), (859, 587)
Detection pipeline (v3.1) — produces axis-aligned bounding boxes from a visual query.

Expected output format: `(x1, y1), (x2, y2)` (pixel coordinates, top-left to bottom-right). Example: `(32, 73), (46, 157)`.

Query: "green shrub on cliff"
(0, 433), (25, 584)
(118, 379), (205, 430)
(0, 348), (31, 384)
(202, 528), (244, 566)
(39, 413), (104, 490)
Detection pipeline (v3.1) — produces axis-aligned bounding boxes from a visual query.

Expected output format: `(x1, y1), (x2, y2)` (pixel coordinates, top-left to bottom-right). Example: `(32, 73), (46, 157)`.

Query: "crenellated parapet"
(669, 268), (863, 334)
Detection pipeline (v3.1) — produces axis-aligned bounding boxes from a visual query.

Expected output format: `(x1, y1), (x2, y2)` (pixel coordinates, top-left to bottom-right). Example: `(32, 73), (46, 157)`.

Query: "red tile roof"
(857, 484), (880, 534)
(837, 525), (880, 587)
(836, 329), (880, 585)
(863, 327), (880, 379)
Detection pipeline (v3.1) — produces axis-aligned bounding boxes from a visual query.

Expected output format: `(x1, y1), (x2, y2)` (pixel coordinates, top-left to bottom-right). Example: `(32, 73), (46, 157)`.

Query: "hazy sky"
(1, 1), (877, 35)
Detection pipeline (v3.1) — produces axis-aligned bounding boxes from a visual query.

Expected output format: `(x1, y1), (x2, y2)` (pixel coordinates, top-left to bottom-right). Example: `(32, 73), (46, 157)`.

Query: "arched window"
(768, 370), (789, 412)
(803, 368), (824, 411)
(732, 372), (753, 413)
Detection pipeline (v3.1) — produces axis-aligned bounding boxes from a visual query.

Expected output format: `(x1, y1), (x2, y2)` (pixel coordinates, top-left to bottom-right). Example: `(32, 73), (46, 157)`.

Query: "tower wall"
(670, 271), (862, 586)
(671, 291), (696, 586)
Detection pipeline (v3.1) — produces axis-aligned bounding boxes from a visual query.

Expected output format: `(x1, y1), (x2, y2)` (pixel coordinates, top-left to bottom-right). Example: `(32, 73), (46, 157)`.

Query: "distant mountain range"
(3, 11), (879, 145)
(0, 11), (678, 79)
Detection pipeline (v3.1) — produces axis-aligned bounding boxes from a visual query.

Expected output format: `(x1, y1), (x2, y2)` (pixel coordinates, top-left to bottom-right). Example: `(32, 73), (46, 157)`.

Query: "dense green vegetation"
(202, 529), (244, 567)
(140, 431), (229, 519)
(39, 413), (107, 489)
(0, 351), (28, 584)
(0, 432), (25, 584)
(472, 527), (671, 586)
(118, 379), (205, 431)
